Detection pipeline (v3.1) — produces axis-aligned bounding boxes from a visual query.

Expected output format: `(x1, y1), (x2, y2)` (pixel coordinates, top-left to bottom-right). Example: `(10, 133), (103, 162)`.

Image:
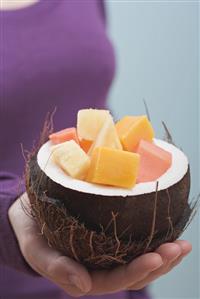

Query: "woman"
(0, 0), (191, 298)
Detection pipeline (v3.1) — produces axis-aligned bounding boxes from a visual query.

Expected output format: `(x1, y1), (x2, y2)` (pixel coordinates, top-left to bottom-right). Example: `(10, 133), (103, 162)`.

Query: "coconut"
(25, 118), (197, 270)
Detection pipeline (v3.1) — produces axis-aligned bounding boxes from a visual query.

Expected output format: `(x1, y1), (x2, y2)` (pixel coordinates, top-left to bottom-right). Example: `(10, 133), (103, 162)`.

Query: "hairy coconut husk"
(24, 113), (199, 270)
(28, 154), (190, 241)
(25, 182), (195, 270)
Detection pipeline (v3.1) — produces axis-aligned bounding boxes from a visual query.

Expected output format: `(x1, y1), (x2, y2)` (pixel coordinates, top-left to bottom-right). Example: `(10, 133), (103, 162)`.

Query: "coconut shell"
(24, 115), (196, 270)
(28, 154), (190, 241)
(25, 152), (195, 270)
(26, 174), (193, 270)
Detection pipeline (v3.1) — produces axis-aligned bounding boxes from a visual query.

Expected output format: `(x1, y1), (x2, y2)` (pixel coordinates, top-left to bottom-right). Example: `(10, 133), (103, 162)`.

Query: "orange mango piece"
(87, 147), (140, 188)
(136, 140), (172, 183)
(49, 127), (79, 145)
(116, 115), (154, 152)
(79, 139), (93, 153)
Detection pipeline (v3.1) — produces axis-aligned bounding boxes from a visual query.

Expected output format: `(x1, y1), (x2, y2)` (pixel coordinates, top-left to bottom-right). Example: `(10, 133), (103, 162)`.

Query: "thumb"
(10, 195), (92, 295)
(23, 223), (92, 295)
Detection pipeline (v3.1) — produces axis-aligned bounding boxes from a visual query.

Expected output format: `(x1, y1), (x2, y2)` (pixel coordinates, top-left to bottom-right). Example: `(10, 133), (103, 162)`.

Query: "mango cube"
(116, 115), (154, 152)
(87, 147), (140, 188)
(52, 140), (90, 180)
(136, 140), (172, 183)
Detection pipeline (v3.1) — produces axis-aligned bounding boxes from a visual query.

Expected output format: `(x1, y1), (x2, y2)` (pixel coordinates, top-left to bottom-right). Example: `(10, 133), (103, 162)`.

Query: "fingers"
(174, 240), (192, 256)
(166, 240), (192, 269)
(154, 242), (182, 263)
(127, 241), (192, 290)
(129, 242), (181, 290)
(88, 252), (163, 295)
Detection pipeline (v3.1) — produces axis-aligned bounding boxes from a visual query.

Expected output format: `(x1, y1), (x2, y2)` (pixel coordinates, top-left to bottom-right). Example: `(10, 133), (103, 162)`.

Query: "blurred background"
(106, 1), (199, 298)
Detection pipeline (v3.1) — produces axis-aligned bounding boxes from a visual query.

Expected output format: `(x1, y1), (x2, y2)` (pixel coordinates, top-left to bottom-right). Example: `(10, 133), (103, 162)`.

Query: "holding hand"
(8, 193), (192, 297)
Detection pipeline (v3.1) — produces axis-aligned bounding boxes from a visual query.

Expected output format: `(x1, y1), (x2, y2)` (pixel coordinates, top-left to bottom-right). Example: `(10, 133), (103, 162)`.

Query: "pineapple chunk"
(52, 140), (90, 180)
(77, 108), (110, 141)
(88, 115), (122, 155)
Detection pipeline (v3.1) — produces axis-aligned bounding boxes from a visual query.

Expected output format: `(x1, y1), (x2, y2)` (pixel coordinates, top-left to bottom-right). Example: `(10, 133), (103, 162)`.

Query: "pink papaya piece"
(136, 139), (172, 183)
(49, 127), (79, 145)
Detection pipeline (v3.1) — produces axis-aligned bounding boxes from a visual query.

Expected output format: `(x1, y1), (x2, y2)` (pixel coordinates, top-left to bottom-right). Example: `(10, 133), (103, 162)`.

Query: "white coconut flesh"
(37, 139), (189, 197)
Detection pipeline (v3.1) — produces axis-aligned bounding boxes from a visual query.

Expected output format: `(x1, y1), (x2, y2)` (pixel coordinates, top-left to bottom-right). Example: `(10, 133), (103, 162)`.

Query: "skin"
(0, 0), (39, 10)
(8, 192), (192, 297)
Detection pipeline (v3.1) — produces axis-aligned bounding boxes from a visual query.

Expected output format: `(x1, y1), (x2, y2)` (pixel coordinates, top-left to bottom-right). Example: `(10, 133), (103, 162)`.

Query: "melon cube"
(136, 140), (172, 183)
(77, 109), (110, 141)
(116, 115), (154, 151)
(87, 147), (140, 188)
(49, 127), (79, 145)
(88, 115), (122, 155)
(52, 140), (90, 180)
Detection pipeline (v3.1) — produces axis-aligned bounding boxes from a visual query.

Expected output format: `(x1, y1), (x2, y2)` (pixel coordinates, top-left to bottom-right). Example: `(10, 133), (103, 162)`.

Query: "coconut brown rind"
(28, 154), (190, 240)
(26, 175), (192, 270)
(25, 153), (193, 270)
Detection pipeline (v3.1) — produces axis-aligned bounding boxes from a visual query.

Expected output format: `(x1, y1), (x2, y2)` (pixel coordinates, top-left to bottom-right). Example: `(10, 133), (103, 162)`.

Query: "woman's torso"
(0, 1), (148, 298)
(0, 0), (115, 176)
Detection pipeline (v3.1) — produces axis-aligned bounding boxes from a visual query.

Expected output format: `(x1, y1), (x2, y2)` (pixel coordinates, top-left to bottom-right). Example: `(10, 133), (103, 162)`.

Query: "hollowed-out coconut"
(25, 119), (197, 270)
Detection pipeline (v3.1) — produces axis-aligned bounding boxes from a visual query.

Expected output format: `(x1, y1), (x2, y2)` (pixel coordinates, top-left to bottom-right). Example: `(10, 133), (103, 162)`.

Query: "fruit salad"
(49, 109), (172, 188)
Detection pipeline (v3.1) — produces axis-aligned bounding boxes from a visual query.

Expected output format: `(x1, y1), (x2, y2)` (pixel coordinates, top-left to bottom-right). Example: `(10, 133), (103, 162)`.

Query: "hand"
(8, 193), (192, 297)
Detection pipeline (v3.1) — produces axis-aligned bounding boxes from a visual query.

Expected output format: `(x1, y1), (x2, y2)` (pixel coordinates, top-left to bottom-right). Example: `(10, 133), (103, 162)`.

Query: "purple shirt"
(0, 1), (150, 298)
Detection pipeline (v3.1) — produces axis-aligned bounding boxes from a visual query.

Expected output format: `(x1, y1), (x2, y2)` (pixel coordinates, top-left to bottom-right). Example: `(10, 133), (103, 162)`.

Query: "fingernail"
(68, 275), (85, 292)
